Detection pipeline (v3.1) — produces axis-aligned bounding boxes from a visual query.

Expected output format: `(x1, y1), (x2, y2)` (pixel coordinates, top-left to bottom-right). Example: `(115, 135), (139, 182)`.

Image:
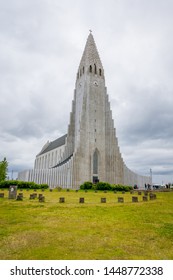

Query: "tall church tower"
(65, 32), (124, 186)
(19, 33), (151, 189)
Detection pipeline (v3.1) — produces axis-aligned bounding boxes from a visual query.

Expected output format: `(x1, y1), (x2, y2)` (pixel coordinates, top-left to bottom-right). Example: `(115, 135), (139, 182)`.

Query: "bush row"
(80, 181), (133, 191)
(0, 180), (49, 189)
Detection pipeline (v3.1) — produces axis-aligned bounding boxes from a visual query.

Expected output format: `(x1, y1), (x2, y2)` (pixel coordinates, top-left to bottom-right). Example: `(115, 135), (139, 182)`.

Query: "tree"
(0, 158), (8, 181)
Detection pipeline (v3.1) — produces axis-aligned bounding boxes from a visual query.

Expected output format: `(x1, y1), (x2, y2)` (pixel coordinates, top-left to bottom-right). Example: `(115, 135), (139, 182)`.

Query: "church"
(18, 33), (151, 189)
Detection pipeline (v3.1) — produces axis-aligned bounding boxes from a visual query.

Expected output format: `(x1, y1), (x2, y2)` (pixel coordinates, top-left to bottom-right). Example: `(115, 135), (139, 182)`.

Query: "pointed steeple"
(78, 32), (104, 77)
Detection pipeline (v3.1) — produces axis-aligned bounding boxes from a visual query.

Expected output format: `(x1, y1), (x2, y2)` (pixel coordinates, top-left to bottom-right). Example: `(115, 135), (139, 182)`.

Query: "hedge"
(80, 181), (133, 191)
(0, 180), (49, 189)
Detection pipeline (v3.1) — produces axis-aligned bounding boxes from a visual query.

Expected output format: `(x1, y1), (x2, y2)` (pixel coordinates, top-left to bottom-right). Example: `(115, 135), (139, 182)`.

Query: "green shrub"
(80, 181), (93, 190)
(79, 181), (133, 191)
(95, 182), (112, 190)
(111, 184), (133, 192)
(0, 180), (49, 189)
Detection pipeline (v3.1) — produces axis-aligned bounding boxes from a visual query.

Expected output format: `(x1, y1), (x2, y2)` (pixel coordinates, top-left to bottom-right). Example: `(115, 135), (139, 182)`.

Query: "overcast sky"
(0, 0), (173, 184)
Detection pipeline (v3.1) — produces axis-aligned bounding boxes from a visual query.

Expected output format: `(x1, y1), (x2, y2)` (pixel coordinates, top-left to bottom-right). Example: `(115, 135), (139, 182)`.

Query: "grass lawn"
(0, 189), (173, 260)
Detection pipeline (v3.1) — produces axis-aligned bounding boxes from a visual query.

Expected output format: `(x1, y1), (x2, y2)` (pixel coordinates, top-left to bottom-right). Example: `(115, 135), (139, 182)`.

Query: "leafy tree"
(0, 158), (8, 182)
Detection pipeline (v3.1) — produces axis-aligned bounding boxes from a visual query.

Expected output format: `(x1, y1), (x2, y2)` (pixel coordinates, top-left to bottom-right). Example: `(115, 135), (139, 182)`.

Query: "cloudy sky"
(0, 0), (173, 184)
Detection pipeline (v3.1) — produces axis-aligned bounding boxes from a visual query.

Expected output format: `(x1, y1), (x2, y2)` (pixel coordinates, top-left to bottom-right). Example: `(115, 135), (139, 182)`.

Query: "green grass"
(0, 189), (173, 260)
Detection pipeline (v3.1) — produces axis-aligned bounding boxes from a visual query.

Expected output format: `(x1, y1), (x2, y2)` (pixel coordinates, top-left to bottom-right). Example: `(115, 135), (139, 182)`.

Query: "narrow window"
(99, 69), (102, 76)
(89, 65), (92, 72)
(83, 66), (84, 73)
(94, 64), (97, 74)
(93, 149), (98, 174)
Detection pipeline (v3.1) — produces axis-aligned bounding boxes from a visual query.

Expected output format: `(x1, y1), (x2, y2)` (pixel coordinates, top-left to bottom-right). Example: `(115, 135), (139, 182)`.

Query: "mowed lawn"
(0, 189), (173, 260)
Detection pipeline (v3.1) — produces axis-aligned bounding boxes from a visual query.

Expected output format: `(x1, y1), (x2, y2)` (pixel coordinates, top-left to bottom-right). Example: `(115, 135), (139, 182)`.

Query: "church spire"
(78, 32), (104, 77)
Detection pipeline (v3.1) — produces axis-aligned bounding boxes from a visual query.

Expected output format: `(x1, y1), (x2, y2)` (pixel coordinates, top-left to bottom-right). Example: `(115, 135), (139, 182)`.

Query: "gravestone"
(75, 189), (78, 192)
(38, 194), (43, 199)
(143, 196), (148, 201)
(122, 191), (125, 194)
(19, 192), (23, 197)
(101, 197), (106, 203)
(95, 190), (98, 193)
(138, 191), (142, 195)
(30, 193), (37, 199)
(144, 191), (148, 196)
(42, 189), (44, 192)
(50, 189), (53, 192)
(66, 189), (70, 192)
(114, 190), (117, 194)
(59, 197), (65, 203)
(16, 195), (23, 201)
(8, 185), (17, 199)
(85, 190), (88, 193)
(149, 193), (156, 200)
(132, 196), (138, 202)
(39, 196), (45, 202)
(0, 193), (4, 198)
(79, 197), (84, 203)
(104, 190), (107, 193)
(118, 197), (124, 203)
(130, 190), (134, 194)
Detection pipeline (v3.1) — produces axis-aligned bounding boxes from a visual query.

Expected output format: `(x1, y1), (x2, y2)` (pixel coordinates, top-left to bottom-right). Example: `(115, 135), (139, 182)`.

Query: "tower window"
(99, 69), (102, 76)
(94, 64), (97, 74)
(83, 66), (85, 73)
(93, 149), (98, 174)
(89, 65), (92, 72)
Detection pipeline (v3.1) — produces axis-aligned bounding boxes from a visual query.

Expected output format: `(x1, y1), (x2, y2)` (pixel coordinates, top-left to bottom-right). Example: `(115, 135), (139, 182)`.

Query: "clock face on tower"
(93, 81), (98, 86)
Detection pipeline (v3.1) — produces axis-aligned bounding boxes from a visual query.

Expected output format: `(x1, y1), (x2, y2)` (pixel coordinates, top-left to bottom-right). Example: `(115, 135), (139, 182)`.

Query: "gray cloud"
(0, 0), (173, 183)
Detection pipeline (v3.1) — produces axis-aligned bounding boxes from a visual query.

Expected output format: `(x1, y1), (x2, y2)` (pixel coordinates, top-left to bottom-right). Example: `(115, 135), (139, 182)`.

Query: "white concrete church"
(19, 33), (151, 189)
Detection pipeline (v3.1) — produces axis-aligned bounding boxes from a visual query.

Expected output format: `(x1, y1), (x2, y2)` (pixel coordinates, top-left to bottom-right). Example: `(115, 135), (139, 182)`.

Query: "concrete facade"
(18, 33), (151, 188)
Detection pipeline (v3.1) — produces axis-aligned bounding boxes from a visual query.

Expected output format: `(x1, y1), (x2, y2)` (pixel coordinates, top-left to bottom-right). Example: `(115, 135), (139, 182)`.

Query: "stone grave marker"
(132, 196), (138, 202)
(59, 197), (65, 203)
(138, 191), (142, 195)
(143, 196), (148, 201)
(79, 197), (85, 203)
(149, 193), (156, 200)
(38, 194), (43, 199)
(39, 196), (45, 202)
(144, 191), (148, 196)
(118, 197), (124, 203)
(8, 185), (17, 199)
(0, 193), (4, 198)
(16, 194), (23, 201)
(18, 193), (23, 199)
(30, 193), (37, 199)
(101, 197), (106, 203)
